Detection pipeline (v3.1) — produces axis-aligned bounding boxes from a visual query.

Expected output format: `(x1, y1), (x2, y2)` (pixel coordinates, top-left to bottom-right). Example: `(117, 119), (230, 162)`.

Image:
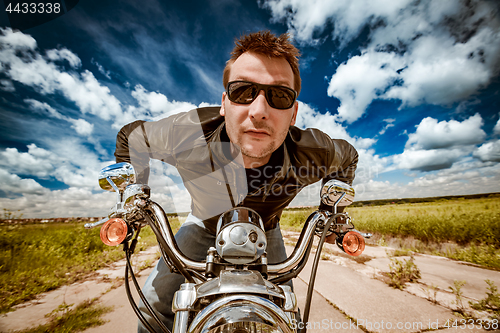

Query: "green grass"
(347, 198), (500, 246)
(280, 197), (500, 269)
(0, 217), (181, 314)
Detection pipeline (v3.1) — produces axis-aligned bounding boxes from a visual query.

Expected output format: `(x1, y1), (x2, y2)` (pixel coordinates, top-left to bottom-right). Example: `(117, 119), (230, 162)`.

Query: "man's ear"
(220, 92), (226, 116)
(290, 101), (298, 126)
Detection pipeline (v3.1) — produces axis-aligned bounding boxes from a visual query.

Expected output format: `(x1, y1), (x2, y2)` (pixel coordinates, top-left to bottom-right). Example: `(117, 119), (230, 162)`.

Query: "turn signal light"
(100, 218), (128, 246)
(340, 231), (365, 256)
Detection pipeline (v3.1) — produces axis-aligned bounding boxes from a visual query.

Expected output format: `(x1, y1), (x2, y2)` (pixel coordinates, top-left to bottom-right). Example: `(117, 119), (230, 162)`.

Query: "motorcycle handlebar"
(146, 201), (333, 276)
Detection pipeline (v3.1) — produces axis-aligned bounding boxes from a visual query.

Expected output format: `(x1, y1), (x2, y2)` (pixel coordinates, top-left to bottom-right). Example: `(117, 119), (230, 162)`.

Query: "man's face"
(220, 52), (298, 168)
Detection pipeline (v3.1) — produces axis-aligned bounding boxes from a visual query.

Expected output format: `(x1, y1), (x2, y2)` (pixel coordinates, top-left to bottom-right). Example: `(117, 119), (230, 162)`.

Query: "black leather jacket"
(115, 107), (358, 234)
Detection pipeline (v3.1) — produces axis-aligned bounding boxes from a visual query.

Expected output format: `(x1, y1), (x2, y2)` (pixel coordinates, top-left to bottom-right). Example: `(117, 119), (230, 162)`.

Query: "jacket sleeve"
(319, 139), (358, 210)
(114, 120), (151, 184)
(113, 108), (212, 185)
(325, 139), (358, 186)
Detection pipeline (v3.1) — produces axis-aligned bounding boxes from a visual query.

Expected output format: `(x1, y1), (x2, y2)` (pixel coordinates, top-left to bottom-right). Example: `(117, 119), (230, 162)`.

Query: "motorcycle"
(85, 162), (371, 333)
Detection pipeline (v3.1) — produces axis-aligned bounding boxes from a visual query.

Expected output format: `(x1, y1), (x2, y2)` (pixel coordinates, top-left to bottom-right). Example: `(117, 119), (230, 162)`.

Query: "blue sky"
(0, 0), (499, 218)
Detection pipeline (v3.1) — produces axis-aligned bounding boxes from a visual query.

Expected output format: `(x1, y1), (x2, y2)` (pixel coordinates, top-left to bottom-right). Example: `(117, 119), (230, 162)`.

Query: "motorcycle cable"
(299, 212), (338, 333)
(124, 242), (171, 333)
(269, 211), (320, 285)
(269, 241), (313, 285)
(141, 209), (196, 284)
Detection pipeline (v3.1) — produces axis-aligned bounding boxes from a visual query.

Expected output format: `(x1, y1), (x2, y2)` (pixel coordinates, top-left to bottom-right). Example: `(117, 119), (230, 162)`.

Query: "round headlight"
(189, 295), (293, 333)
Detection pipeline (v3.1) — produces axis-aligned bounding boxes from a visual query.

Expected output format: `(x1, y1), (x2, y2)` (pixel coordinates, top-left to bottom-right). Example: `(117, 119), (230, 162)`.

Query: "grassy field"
(1, 196), (499, 314)
(0, 217), (181, 314)
(280, 196), (500, 269)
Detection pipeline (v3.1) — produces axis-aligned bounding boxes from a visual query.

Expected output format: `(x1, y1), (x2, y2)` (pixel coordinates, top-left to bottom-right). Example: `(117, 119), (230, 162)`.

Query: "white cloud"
(0, 140), (107, 189)
(379, 118), (395, 135)
(295, 101), (376, 149)
(263, 0), (500, 122)
(69, 118), (94, 136)
(25, 98), (94, 136)
(393, 148), (469, 172)
(46, 48), (82, 68)
(0, 28), (123, 124)
(131, 84), (196, 118)
(0, 144), (57, 178)
(390, 114), (487, 172)
(355, 161), (500, 201)
(262, 0), (412, 47)
(91, 58), (111, 79)
(0, 169), (48, 195)
(495, 115), (500, 135)
(474, 140), (500, 162)
(406, 114), (486, 150)
(0, 188), (116, 218)
(327, 52), (404, 123)
(25, 99), (65, 119)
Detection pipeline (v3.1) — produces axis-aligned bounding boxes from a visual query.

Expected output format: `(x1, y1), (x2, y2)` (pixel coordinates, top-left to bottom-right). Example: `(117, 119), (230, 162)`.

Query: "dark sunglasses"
(226, 80), (297, 110)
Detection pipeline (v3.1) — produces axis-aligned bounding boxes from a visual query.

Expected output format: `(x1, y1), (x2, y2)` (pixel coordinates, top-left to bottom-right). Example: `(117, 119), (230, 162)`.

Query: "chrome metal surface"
(150, 202), (207, 271)
(98, 162), (136, 192)
(151, 201), (326, 274)
(123, 184), (151, 207)
(188, 295), (292, 333)
(173, 312), (189, 333)
(196, 270), (284, 299)
(215, 222), (267, 264)
(172, 283), (197, 312)
(267, 211), (326, 274)
(84, 217), (109, 229)
(320, 180), (355, 207)
(279, 285), (298, 313)
(216, 207), (265, 232)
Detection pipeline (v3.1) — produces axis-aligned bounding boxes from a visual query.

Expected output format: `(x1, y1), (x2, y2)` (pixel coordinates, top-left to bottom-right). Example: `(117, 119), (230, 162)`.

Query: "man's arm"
(114, 120), (152, 184)
(319, 139), (359, 211)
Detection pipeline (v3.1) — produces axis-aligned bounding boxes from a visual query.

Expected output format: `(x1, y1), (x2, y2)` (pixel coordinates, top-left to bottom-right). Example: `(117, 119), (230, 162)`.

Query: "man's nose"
(248, 90), (269, 120)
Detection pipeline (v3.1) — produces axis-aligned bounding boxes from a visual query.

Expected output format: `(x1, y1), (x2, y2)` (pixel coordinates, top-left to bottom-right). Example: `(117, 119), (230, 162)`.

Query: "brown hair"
(223, 31), (301, 95)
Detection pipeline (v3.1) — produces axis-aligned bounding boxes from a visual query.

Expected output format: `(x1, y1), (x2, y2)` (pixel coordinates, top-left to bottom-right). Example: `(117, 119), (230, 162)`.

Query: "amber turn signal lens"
(100, 218), (128, 246)
(342, 231), (365, 256)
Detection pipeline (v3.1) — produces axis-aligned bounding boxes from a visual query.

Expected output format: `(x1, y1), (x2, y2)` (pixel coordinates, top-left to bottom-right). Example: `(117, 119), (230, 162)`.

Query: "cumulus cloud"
(354, 160), (500, 201)
(0, 140), (108, 189)
(474, 140), (500, 162)
(327, 52), (405, 123)
(130, 84), (196, 119)
(0, 188), (116, 218)
(262, 0), (412, 47)
(0, 28), (123, 123)
(294, 101), (388, 196)
(0, 169), (48, 195)
(391, 114), (487, 172)
(406, 114), (486, 150)
(0, 144), (57, 178)
(295, 101), (376, 149)
(393, 147), (470, 172)
(263, 0), (500, 122)
(495, 115), (500, 135)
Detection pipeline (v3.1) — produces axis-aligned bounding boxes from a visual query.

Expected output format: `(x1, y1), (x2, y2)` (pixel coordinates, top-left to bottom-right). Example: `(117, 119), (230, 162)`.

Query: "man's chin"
(241, 146), (275, 160)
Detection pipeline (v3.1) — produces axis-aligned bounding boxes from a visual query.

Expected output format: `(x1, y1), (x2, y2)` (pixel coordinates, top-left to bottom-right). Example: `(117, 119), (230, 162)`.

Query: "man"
(115, 31), (358, 332)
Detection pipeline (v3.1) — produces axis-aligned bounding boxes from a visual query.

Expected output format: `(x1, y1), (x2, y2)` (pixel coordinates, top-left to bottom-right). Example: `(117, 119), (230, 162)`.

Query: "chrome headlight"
(188, 295), (293, 333)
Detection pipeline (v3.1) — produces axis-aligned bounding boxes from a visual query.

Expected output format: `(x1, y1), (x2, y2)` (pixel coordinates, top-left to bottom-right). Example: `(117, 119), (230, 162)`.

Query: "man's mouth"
(244, 129), (271, 138)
